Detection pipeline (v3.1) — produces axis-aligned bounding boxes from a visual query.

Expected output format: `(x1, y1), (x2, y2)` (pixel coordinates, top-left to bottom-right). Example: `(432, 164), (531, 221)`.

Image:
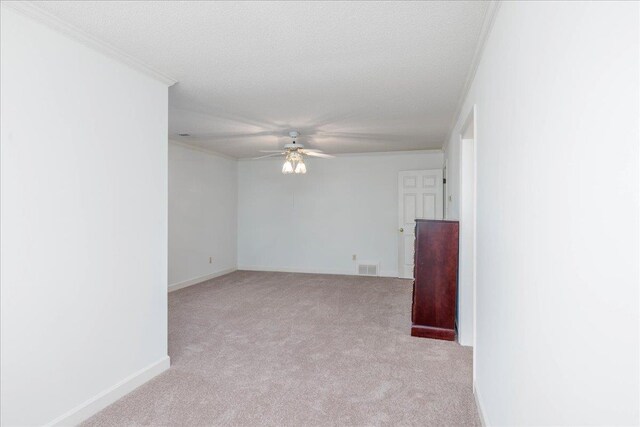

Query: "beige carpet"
(82, 271), (480, 426)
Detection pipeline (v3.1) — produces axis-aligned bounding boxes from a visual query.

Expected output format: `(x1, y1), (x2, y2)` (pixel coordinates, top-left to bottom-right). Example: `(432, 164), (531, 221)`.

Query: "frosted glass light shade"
(282, 160), (293, 174)
(295, 161), (307, 174)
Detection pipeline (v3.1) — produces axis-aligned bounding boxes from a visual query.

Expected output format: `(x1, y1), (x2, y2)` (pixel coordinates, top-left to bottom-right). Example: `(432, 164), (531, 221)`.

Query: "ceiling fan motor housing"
(285, 131), (302, 150)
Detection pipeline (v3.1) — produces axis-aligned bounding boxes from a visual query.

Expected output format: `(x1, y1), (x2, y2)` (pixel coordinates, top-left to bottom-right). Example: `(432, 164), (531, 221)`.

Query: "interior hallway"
(82, 271), (479, 426)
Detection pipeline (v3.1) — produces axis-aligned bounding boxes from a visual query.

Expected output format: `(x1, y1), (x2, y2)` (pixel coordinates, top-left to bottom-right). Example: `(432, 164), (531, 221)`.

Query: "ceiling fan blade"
(259, 150), (285, 153)
(305, 151), (335, 159)
(251, 153), (283, 160)
(299, 149), (323, 153)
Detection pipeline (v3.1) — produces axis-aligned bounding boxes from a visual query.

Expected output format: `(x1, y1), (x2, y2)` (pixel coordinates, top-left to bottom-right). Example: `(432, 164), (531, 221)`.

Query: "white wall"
(169, 142), (238, 289)
(238, 151), (443, 277)
(445, 2), (639, 425)
(1, 7), (170, 426)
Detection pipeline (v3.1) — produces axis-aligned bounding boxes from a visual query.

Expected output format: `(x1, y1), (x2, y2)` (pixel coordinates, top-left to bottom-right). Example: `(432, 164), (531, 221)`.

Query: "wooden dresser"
(411, 219), (459, 341)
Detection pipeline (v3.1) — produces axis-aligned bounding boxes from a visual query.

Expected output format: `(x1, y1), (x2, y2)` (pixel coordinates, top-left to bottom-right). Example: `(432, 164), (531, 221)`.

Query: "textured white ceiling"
(34, 1), (489, 158)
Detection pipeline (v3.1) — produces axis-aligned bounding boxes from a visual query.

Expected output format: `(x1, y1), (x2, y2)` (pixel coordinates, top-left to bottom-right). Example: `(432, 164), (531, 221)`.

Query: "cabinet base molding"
(411, 325), (456, 341)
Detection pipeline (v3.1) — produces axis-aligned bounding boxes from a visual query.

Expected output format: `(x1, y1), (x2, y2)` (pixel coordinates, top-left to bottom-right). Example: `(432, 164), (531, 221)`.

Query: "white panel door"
(398, 169), (443, 279)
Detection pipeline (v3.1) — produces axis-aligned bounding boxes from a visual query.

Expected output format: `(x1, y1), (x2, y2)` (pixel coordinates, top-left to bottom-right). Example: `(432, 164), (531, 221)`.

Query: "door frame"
(443, 159), (448, 219)
(458, 105), (477, 372)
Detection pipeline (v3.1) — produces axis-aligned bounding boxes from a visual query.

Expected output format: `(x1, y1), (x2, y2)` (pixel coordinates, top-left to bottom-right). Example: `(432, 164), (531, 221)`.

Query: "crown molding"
(168, 139), (238, 161)
(1, 1), (177, 87)
(171, 138), (442, 162)
(331, 148), (443, 158)
(442, 0), (501, 150)
(236, 148), (443, 162)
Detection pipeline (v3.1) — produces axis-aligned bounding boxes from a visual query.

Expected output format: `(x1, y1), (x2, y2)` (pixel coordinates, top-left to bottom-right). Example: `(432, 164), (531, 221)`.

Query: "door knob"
(399, 228), (404, 232)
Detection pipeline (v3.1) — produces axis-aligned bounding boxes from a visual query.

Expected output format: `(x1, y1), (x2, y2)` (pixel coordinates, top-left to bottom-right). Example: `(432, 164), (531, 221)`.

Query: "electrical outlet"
(209, 257), (213, 264)
(352, 254), (357, 261)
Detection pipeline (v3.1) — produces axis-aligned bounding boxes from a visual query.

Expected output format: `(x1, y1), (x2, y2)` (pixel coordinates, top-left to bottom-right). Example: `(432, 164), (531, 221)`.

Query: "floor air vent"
(357, 263), (379, 277)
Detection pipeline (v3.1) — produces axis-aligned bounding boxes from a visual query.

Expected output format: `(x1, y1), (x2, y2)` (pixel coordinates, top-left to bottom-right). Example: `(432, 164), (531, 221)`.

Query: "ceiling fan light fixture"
(282, 160), (294, 174)
(294, 159), (307, 174)
(267, 130), (332, 174)
(282, 150), (307, 175)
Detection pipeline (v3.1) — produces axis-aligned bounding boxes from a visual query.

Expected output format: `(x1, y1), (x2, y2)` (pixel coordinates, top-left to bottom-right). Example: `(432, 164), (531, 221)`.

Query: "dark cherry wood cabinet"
(411, 219), (459, 341)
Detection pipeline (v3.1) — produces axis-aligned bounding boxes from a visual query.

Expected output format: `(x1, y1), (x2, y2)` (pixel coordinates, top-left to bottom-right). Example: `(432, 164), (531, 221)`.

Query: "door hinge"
(443, 178), (447, 184)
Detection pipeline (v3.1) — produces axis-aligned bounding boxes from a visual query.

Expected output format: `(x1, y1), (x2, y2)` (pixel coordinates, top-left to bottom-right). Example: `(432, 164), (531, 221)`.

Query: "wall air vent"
(357, 262), (379, 277)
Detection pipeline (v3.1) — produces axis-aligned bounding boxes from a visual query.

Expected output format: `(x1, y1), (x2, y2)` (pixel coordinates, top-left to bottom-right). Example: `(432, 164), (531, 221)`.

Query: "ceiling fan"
(252, 131), (334, 174)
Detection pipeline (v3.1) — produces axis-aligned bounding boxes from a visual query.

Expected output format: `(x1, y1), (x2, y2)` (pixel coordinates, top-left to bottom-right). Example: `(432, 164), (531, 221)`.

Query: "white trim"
(169, 139), (238, 161)
(329, 149), (442, 158)
(471, 105), (479, 378)
(381, 271), (399, 279)
(1, 1), (177, 87)
(443, 1), (501, 151)
(168, 268), (237, 292)
(443, 158), (449, 219)
(46, 356), (170, 427)
(237, 149), (443, 162)
(238, 265), (400, 279)
(473, 383), (488, 427)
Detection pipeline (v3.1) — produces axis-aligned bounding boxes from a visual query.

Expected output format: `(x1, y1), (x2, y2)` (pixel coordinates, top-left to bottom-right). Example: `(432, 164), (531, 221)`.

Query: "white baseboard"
(168, 267), (237, 292)
(238, 265), (400, 278)
(47, 356), (170, 427)
(473, 382), (488, 427)
(379, 270), (400, 278)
